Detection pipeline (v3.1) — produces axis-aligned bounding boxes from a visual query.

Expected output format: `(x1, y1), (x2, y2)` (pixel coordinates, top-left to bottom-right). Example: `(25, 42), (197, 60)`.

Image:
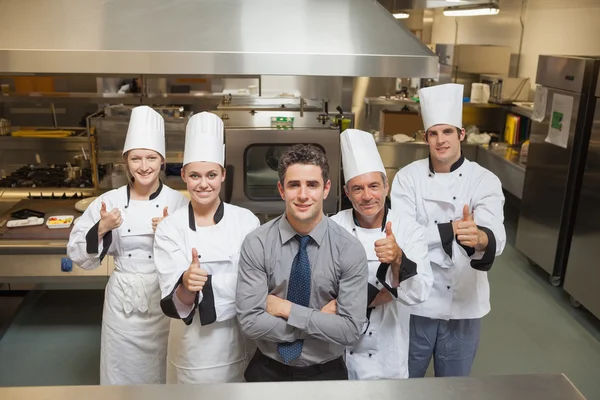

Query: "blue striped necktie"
(277, 234), (311, 364)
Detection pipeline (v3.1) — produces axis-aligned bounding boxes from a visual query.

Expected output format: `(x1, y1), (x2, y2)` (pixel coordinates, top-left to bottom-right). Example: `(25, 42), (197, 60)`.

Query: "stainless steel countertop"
(479, 144), (526, 171)
(0, 374), (586, 400)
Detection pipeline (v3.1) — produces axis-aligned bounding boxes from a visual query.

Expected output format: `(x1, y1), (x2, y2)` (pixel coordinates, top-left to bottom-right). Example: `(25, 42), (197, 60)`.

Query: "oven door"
(223, 128), (340, 215)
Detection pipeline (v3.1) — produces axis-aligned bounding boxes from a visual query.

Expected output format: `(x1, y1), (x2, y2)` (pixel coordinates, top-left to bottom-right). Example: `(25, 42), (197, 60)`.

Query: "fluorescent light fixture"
(443, 4), (499, 16)
(393, 12), (410, 19)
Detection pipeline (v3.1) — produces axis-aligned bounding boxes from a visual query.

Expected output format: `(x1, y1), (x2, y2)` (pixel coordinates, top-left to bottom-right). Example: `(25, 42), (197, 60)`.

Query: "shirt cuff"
(173, 288), (196, 319)
(469, 226), (497, 272)
(287, 303), (313, 331)
(85, 221), (112, 261)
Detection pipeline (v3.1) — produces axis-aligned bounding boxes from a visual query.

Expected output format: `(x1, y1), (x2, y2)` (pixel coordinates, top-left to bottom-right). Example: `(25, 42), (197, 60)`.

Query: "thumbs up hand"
(98, 201), (122, 237)
(455, 204), (486, 249)
(152, 206), (169, 233)
(182, 248), (208, 292)
(375, 221), (403, 286)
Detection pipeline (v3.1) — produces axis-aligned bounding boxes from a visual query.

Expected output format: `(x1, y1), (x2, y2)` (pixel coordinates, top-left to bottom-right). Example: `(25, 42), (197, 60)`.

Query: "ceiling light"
(393, 12), (410, 19)
(443, 4), (499, 16)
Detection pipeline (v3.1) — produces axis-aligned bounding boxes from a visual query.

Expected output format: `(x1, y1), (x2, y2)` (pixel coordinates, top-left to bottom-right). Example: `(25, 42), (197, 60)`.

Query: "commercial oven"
(214, 110), (341, 216)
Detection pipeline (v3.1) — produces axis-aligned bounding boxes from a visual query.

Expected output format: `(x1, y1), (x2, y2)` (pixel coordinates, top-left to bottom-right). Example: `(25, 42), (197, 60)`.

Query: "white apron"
(154, 202), (260, 384)
(100, 200), (170, 385)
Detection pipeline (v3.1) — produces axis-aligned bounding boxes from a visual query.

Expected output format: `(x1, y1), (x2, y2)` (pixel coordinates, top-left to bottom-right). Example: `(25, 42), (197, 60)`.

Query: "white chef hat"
(122, 106), (166, 158)
(183, 112), (225, 167)
(341, 129), (386, 184)
(419, 83), (464, 132)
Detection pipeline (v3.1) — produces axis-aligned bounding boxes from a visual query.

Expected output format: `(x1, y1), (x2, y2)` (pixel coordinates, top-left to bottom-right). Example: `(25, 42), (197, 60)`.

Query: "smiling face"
(344, 171), (388, 220)
(426, 124), (465, 167)
(277, 163), (331, 230)
(125, 149), (163, 187)
(181, 162), (225, 206)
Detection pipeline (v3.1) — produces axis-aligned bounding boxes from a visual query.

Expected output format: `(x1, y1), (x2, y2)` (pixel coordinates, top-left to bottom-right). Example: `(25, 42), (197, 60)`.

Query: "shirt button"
(369, 332), (373, 336)
(128, 254), (131, 257)
(376, 281), (379, 285)
(453, 196), (456, 200)
(124, 205), (128, 209)
(128, 229), (131, 233)
(428, 174), (432, 177)
(459, 173), (463, 177)
(156, 204), (159, 208)
(148, 255), (152, 259)
(447, 286), (451, 289)
(350, 351), (354, 355)
(369, 353), (373, 357)
(434, 220), (438, 224)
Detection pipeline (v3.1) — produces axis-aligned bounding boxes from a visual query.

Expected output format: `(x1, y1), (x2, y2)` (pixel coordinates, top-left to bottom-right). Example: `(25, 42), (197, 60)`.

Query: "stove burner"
(0, 164), (106, 188)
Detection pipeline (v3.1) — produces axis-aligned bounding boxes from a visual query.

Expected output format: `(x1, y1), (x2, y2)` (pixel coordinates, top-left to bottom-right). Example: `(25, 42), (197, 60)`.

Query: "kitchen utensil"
(11, 208), (46, 219)
(7, 217), (45, 228)
(74, 155), (91, 169)
(75, 196), (98, 212)
(46, 215), (75, 229)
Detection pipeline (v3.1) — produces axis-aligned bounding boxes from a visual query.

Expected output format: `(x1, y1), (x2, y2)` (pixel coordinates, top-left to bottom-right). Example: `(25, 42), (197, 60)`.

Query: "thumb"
(463, 204), (473, 221)
(163, 206), (169, 217)
(191, 248), (200, 266)
(101, 202), (107, 213)
(385, 221), (393, 237)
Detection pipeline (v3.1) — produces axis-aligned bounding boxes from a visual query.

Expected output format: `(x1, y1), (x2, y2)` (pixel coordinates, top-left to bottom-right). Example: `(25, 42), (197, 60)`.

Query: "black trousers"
(244, 349), (348, 382)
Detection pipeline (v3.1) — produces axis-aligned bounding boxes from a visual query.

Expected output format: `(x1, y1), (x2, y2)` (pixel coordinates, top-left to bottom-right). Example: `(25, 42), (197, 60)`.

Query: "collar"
(278, 213), (327, 246)
(188, 200), (225, 231)
(428, 154), (465, 174)
(352, 205), (389, 232)
(125, 180), (164, 207)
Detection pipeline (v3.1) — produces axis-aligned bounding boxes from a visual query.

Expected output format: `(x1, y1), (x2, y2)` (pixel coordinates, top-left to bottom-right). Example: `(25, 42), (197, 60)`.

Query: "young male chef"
(391, 83), (506, 378)
(330, 129), (432, 380)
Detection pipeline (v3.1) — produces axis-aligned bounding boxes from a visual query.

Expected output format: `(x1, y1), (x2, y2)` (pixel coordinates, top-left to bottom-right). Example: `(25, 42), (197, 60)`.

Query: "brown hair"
(277, 144), (329, 185)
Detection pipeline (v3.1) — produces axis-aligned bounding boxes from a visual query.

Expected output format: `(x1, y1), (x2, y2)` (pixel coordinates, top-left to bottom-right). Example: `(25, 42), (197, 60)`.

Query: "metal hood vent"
(0, 0), (437, 78)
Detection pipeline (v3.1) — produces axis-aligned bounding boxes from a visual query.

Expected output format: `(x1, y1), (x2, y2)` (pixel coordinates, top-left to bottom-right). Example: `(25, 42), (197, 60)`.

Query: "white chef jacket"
(391, 156), (506, 321)
(67, 183), (188, 385)
(331, 207), (432, 380)
(153, 201), (260, 384)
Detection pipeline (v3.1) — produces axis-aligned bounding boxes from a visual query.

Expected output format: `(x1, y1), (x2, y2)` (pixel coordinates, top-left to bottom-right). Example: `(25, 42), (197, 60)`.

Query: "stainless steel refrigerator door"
(564, 95), (600, 318)
(516, 88), (581, 276)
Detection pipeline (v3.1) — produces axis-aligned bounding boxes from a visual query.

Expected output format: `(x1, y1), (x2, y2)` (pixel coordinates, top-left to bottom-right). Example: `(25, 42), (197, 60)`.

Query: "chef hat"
(122, 106), (166, 158)
(183, 112), (225, 167)
(341, 129), (386, 184)
(419, 83), (464, 132)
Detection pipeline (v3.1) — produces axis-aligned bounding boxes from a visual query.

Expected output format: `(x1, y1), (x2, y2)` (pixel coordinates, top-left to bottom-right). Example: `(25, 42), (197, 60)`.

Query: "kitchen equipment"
(7, 217), (45, 228)
(516, 55), (600, 286)
(0, 164), (104, 189)
(75, 196), (98, 212)
(46, 215), (75, 229)
(481, 74), (530, 104)
(470, 83), (490, 104)
(11, 130), (74, 138)
(436, 44), (511, 96)
(563, 70), (600, 319)
(74, 155), (91, 169)
(11, 208), (45, 219)
(224, 126), (340, 215)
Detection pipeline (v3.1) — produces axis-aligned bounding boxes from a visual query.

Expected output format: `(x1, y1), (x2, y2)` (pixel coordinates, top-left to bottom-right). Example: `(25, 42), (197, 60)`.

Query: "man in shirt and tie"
(236, 144), (368, 382)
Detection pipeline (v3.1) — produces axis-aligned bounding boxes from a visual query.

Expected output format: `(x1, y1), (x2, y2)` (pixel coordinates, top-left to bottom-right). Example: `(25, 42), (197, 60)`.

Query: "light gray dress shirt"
(236, 213), (368, 367)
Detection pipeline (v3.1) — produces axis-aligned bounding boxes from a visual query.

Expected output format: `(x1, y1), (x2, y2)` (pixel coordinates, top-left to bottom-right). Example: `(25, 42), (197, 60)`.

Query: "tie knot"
(295, 235), (310, 249)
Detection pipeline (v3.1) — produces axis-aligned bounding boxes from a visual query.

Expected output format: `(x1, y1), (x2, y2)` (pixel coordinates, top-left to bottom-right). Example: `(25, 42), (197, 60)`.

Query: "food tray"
(7, 217), (45, 228)
(46, 215), (75, 229)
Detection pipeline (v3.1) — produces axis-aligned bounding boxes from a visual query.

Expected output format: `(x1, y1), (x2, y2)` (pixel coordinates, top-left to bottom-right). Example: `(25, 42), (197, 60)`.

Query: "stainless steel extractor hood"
(0, 0), (438, 78)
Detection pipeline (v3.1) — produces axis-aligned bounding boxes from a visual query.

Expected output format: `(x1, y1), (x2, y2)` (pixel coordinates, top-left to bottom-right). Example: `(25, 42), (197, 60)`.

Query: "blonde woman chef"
(154, 112), (260, 384)
(67, 106), (188, 385)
